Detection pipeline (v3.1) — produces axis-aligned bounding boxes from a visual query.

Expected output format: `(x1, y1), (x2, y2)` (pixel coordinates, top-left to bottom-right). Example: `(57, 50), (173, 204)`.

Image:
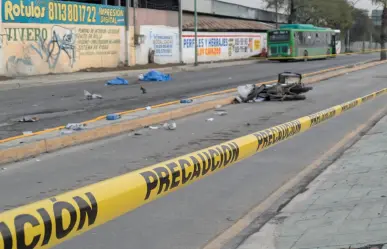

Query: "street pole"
(194, 0), (198, 66)
(178, 0), (183, 63)
(125, 0), (130, 66)
(275, 1), (278, 28)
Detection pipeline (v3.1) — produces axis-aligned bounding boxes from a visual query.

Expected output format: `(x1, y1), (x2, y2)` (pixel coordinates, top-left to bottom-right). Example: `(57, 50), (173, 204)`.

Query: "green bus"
(267, 24), (338, 61)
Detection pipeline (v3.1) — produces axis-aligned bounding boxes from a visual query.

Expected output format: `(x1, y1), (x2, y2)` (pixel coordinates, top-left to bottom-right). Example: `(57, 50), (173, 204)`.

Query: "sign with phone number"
(2, 0), (126, 25)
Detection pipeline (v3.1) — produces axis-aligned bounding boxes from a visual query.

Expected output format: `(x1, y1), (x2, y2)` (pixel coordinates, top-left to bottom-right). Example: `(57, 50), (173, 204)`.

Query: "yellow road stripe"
(0, 55), (378, 145)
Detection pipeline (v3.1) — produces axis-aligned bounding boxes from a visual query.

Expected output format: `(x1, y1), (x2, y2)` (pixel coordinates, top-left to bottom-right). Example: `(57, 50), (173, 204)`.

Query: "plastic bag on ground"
(237, 84), (255, 99)
(140, 70), (171, 82)
(106, 77), (129, 85)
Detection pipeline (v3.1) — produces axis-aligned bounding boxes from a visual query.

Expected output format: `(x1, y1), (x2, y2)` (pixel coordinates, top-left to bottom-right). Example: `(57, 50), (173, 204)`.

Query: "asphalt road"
(0, 63), (386, 249)
(0, 53), (379, 139)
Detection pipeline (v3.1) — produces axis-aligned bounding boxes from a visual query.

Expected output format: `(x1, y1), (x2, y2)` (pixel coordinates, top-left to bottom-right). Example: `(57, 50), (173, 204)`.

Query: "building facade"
(182, 0), (287, 23)
(371, 9), (382, 26)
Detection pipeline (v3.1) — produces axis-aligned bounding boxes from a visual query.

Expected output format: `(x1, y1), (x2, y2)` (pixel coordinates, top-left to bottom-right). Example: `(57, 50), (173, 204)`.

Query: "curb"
(0, 97), (235, 164)
(0, 60), (386, 165)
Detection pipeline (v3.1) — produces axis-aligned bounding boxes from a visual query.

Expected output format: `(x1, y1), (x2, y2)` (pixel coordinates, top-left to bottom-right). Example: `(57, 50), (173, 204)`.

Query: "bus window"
(268, 30), (290, 42)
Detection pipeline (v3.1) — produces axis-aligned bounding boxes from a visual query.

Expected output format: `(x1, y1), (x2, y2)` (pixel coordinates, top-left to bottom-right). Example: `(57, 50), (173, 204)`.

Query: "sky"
(355, 0), (381, 13)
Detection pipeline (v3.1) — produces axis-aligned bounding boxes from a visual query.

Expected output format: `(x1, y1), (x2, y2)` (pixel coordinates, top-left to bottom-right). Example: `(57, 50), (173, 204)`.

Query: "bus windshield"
(268, 30), (290, 42)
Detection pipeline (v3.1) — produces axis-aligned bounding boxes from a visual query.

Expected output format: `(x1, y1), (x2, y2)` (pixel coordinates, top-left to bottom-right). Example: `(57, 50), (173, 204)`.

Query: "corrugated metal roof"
(183, 13), (275, 31)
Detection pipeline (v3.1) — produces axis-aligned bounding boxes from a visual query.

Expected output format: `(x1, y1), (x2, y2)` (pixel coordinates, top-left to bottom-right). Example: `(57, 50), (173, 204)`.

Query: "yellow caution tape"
(0, 88), (386, 249)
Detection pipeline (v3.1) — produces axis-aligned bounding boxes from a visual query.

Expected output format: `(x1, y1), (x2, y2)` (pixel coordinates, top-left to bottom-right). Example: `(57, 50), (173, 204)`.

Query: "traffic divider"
(0, 88), (386, 249)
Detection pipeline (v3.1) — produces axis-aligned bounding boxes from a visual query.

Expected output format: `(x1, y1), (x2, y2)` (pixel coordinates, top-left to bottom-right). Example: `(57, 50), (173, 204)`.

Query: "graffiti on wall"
(5, 25), (76, 74)
(2, 0), (125, 76)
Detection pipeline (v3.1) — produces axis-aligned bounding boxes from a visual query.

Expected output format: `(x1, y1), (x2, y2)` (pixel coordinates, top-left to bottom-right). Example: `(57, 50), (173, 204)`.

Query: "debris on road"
(141, 86), (147, 94)
(163, 121), (177, 130)
(134, 132), (142, 136)
(180, 99), (193, 104)
(22, 131), (33, 135)
(106, 114), (121, 120)
(149, 126), (159, 130)
(139, 70), (171, 82)
(84, 90), (103, 100)
(65, 123), (86, 131)
(19, 116), (39, 122)
(206, 118), (214, 122)
(235, 72), (312, 103)
(145, 106), (152, 110)
(215, 110), (227, 116)
(106, 77), (129, 85)
(215, 105), (222, 109)
(60, 130), (74, 135)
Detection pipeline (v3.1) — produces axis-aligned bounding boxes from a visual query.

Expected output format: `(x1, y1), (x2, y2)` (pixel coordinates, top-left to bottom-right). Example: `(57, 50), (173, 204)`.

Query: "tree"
(372, 0), (387, 60)
(263, 0), (353, 30)
(350, 8), (373, 43)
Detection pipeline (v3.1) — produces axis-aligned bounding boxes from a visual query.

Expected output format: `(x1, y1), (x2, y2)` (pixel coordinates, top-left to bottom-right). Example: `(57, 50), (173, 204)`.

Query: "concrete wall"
(182, 32), (267, 64)
(136, 25), (179, 65)
(131, 8), (179, 65)
(1, 0), (127, 76)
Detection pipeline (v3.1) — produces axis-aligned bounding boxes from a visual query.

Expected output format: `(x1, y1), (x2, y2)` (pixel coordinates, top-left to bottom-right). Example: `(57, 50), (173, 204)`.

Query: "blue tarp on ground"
(106, 77), (129, 85)
(140, 70), (171, 82)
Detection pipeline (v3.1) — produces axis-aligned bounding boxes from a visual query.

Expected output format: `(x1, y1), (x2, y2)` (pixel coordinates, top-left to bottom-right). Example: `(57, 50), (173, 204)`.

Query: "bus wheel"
(304, 51), (308, 62)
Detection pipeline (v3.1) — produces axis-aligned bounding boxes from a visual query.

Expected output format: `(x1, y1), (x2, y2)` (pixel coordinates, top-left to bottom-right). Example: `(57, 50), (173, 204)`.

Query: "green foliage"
(350, 8), (373, 42)
(263, 0), (353, 30)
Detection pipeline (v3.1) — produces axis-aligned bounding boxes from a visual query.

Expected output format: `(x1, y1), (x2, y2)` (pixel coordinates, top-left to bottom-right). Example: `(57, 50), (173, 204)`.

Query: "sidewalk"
(237, 115), (387, 249)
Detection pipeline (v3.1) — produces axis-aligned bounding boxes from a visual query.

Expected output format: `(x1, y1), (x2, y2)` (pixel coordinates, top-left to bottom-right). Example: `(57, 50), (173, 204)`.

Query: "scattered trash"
(149, 126), (159, 130)
(36, 159), (41, 162)
(215, 105), (222, 109)
(106, 114), (121, 120)
(84, 90), (103, 100)
(19, 116), (39, 122)
(22, 131), (33, 135)
(134, 132), (142, 136)
(254, 97), (265, 102)
(1, 167), (6, 171)
(206, 118), (214, 122)
(106, 77), (129, 85)
(60, 130), (74, 135)
(163, 121), (177, 130)
(245, 123), (251, 126)
(146, 106), (152, 110)
(141, 86), (147, 94)
(215, 111), (227, 116)
(180, 99), (193, 104)
(65, 123), (86, 131)
(139, 70), (172, 82)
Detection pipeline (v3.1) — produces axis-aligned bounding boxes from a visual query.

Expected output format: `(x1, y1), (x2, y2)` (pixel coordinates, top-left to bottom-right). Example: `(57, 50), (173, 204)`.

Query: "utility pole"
(125, 0), (130, 66)
(178, 0), (183, 63)
(275, 0), (279, 28)
(194, 0), (198, 66)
